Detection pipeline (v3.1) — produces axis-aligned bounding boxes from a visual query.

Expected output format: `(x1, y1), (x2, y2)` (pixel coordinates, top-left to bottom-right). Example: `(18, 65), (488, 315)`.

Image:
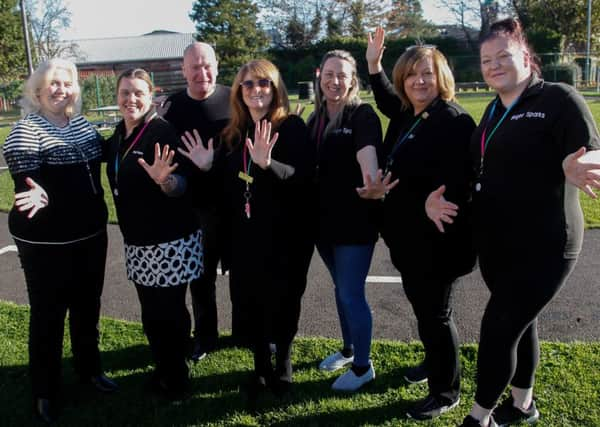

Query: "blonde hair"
(310, 50), (362, 141)
(222, 59), (289, 148)
(21, 58), (82, 117)
(392, 47), (455, 111)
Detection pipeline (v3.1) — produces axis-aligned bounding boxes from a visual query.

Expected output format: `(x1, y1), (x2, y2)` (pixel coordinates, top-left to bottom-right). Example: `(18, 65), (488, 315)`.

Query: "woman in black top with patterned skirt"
(105, 69), (202, 399)
(366, 28), (476, 420)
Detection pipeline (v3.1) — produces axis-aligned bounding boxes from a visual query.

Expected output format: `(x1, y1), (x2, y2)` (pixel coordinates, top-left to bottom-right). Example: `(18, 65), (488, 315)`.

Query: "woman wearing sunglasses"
(195, 59), (314, 397)
(366, 28), (476, 419)
(423, 19), (600, 427)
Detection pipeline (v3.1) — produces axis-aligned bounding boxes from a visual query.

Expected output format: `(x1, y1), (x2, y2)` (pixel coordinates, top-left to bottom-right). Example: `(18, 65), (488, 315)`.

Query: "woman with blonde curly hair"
(2, 59), (117, 423)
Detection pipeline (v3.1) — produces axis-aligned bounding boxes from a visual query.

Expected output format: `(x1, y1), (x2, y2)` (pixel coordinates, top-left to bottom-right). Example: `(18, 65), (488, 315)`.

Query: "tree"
(436, 0), (501, 51)
(190, 0), (269, 84)
(509, 0), (600, 52)
(0, 0), (27, 82)
(26, 0), (80, 62)
(386, 0), (433, 39)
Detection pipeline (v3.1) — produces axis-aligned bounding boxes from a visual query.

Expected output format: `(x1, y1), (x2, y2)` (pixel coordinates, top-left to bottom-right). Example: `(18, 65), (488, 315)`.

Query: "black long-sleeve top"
(471, 76), (600, 260)
(105, 117), (197, 246)
(370, 71), (476, 278)
(3, 114), (107, 244)
(218, 114), (315, 277)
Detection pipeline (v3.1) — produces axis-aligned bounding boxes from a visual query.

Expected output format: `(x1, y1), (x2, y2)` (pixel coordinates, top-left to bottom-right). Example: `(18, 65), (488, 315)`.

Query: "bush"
(542, 63), (580, 85)
(81, 75), (117, 112)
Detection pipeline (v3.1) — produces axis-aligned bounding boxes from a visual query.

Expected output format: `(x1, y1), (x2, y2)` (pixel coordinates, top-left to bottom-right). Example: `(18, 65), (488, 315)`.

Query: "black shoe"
(404, 363), (428, 384)
(459, 415), (499, 427)
(190, 341), (216, 362)
(269, 377), (292, 398)
(34, 398), (58, 424)
(407, 394), (460, 420)
(146, 374), (191, 401)
(87, 374), (119, 393)
(493, 395), (539, 426)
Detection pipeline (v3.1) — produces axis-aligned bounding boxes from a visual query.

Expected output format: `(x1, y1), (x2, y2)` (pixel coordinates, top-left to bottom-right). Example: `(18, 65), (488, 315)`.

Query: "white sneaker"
(319, 351), (354, 372)
(331, 361), (375, 392)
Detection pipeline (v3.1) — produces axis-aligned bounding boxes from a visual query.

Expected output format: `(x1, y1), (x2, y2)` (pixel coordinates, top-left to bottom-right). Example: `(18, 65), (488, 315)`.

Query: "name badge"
(238, 171), (254, 184)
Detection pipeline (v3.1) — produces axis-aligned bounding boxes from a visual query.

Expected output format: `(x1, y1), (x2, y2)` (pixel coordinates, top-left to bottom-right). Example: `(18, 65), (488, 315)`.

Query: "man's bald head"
(182, 42), (219, 100)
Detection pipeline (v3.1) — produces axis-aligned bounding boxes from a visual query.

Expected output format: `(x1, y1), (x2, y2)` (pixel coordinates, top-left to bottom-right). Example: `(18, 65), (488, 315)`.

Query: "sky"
(59, 0), (454, 41)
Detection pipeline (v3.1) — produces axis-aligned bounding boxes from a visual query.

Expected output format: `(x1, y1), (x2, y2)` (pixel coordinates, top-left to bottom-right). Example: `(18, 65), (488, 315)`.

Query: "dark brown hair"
(480, 18), (541, 75)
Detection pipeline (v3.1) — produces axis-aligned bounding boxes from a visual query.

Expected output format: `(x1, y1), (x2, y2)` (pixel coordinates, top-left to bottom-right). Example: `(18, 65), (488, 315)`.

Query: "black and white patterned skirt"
(125, 229), (203, 287)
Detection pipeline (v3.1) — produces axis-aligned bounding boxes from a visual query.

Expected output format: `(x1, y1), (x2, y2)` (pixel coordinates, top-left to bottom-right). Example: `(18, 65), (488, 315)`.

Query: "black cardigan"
(370, 70), (476, 279)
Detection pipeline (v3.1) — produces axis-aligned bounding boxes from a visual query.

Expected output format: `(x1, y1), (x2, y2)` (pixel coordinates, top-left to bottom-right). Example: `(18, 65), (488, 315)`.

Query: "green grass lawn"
(1, 94), (599, 226)
(0, 301), (598, 426)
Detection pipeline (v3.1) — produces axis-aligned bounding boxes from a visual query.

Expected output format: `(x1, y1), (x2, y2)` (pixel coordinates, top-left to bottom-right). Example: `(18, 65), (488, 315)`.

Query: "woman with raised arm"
(2, 59), (117, 424)
(366, 27), (476, 420)
(423, 19), (600, 427)
(105, 68), (204, 400)
(307, 50), (395, 392)
(184, 59), (314, 398)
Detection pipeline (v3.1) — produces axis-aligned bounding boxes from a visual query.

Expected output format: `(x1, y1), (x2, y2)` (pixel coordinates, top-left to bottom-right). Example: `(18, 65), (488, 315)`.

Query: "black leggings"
(389, 248), (460, 401)
(15, 232), (107, 399)
(135, 283), (190, 389)
(475, 253), (577, 409)
(189, 210), (219, 349)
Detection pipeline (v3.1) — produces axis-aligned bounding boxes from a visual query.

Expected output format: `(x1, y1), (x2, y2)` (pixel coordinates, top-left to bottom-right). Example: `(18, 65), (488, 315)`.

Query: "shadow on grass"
(0, 341), (426, 426)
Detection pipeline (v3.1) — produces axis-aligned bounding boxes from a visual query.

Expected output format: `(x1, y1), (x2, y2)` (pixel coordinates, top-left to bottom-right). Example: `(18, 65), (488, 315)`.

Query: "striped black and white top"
(2, 113), (108, 244)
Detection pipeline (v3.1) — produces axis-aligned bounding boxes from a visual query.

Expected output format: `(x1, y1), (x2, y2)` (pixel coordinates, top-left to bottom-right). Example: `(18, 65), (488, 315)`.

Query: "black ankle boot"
(34, 398), (58, 424)
(87, 374), (119, 393)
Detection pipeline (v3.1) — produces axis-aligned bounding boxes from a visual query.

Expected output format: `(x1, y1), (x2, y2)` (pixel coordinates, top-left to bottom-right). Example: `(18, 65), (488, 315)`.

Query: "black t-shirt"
(105, 117), (197, 246)
(471, 77), (600, 259)
(164, 85), (231, 209)
(308, 103), (382, 245)
(370, 70), (476, 278)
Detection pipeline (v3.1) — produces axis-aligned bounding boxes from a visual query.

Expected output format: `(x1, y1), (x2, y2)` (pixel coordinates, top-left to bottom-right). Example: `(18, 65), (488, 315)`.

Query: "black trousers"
(389, 247), (460, 401)
(231, 241), (314, 381)
(189, 209), (219, 349)
(15, 231), (107, 399)
(474, 253), (577, 409)
(135, 282), (190, 389)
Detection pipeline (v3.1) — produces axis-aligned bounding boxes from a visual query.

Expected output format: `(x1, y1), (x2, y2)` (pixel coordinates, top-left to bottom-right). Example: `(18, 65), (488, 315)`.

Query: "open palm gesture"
(138, 143), (179, 184)
(366, 26), (385, 73)
(563, 147), (600, 198)
(178, 129), (214, 171)
(356, 169), (399, 199)
(246, 119), (279, 170)
(15, 177), (48, 219)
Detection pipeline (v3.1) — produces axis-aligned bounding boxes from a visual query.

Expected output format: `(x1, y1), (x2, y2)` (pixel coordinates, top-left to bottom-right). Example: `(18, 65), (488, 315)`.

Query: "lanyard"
(113, 114), (155, 196)
(316, 113), (326, 147)
(475, 97), (520, 192)
(479, 97), (519, 161)
(114, 118), (153, 176)
(239, 132), (253, 219)
(384, 110), (430, 174)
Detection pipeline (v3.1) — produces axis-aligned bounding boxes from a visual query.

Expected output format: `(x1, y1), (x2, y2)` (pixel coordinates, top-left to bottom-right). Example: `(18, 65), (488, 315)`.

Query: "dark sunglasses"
(240, 79), (272, 90)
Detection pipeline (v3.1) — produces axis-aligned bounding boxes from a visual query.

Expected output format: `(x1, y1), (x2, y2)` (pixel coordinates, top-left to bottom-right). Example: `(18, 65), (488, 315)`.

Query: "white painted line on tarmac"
(0, 245), (17, 255)
(367, 275), (403, 284)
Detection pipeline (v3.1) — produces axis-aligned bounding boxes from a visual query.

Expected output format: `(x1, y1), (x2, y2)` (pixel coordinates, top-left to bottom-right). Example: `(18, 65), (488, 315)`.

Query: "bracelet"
(157, 175), (173, 186)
